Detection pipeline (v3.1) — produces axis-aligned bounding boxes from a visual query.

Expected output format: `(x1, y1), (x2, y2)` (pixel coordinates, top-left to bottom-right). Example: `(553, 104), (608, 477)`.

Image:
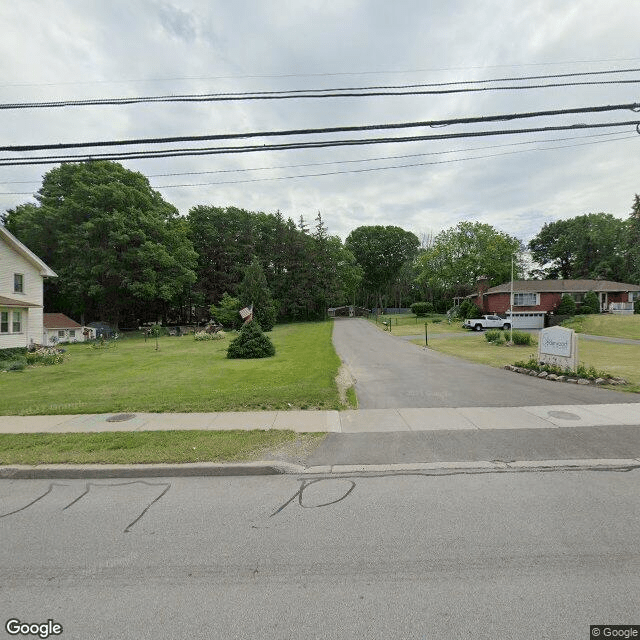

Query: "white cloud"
(1, 0), (639, 245)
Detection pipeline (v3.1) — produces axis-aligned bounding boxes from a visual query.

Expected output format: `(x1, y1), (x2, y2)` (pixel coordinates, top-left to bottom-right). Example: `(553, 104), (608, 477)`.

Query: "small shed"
(87, 321), (114, 339)
(43, 313), (93, 345)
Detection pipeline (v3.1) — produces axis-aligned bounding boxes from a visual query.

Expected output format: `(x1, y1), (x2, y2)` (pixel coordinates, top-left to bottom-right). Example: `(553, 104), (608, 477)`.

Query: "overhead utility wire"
(4, 77), (640, 109)
(1, 121), (638, 166)
(3, 103), (639, 152)
(3, 132), (635, 194)
(4, 57), (640, 86)
(0, 130), (626, 184)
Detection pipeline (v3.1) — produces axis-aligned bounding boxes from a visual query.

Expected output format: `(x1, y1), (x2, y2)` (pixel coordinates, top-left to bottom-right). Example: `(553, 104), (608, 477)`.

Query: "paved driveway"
(332, 318), (640, 409)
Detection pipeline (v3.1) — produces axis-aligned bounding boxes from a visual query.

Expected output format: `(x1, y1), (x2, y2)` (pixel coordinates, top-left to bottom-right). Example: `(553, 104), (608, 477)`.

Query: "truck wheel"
(474, 324), (482, 331)
(503, 323), (511, 330)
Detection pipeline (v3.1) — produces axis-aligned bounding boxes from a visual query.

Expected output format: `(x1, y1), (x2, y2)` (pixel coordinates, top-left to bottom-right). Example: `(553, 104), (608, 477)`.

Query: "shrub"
(194, 330), (226, 341)
(25, 348), (65, 366)
(458, 299), (482, 320)
(227, 320), (275, 359)
(2, 358), (27, 371)
(511, 330), (533, 346)
(485, 330), (502, 343)
(579, 290), (600, 314)
(411, 302), (433, 317)
(210, 293), (242, 330)
(635, 299), (640, 314)
(0, 347), (28, 361)
(556, 294), (576, 316)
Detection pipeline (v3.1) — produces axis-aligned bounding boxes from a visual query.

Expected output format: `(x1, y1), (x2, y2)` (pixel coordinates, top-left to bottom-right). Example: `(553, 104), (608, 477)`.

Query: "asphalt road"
(332, 318), (640, 408)
(1, 472), (638, 639)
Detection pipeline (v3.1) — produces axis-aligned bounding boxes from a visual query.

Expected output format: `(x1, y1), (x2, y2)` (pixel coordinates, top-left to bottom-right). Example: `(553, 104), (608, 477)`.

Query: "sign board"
(538, 326), (578, 371)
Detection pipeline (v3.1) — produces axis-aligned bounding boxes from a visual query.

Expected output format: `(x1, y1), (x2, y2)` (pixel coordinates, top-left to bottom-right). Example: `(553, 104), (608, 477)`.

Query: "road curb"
(1, 458), (639, 479)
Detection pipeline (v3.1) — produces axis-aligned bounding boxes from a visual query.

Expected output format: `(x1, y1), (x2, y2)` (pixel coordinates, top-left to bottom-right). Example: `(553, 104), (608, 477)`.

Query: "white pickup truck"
(463, 315), (511, 331)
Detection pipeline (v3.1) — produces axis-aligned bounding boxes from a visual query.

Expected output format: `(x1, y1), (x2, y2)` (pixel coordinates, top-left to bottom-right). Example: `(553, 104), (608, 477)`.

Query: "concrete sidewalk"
(1, 404), (639, 479)
(0, 403), (638, 434)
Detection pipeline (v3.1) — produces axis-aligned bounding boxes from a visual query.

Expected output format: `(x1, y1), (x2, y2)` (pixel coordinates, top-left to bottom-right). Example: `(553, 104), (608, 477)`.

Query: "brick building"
(470, 279), (640, 315)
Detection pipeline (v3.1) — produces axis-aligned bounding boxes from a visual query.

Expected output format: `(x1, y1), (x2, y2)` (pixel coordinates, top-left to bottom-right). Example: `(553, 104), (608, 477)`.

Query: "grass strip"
(0, 430), (325, 465)
(420, 333), (640, 393)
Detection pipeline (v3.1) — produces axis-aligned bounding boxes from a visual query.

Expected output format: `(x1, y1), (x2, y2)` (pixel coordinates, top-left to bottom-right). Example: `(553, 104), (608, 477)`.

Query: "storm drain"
(106, 413), (137, 423)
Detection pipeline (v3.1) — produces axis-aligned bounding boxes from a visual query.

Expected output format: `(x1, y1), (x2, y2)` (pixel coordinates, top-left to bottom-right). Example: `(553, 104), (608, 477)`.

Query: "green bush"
(2, 358), (27, 371)
(210, 293), (242, 330)
(511, 330), (533, 346)
(227, 320), (275, 359)
(411, 302), (433, 317)
(0, 347), (28, 361)
(485, 330), (502, 343)
(556, 294), (576, 316)
(25, 348), (64, 366)
(579, 290), (600, 314)
(634, 299), (640, 314)
(458, 299), (482, 320)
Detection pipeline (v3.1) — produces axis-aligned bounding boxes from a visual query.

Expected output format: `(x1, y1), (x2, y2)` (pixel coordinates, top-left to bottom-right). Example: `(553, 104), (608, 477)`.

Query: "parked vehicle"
(463, 315), (511, 331)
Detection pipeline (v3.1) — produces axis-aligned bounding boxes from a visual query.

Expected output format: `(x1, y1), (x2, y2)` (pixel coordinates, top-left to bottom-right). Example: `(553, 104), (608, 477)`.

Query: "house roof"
(0, 295), (41, 308)
(483, 279), (640, 295)
(43, 313), (82, 329)
(0, 225), (57, 278)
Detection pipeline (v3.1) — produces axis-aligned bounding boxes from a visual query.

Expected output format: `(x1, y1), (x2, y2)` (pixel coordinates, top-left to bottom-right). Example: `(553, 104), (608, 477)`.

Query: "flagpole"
(510, 254), (514, 343)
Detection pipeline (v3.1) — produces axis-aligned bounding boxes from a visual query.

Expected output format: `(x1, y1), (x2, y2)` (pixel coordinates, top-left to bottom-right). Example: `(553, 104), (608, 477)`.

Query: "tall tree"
(627, 195), (640, 284)
(3, 161), (197, 327)
(238, 256), (276, 331)
(528, 213), (627, 280)
(345, 225), (420, 309)
(417, 221), (522, 299)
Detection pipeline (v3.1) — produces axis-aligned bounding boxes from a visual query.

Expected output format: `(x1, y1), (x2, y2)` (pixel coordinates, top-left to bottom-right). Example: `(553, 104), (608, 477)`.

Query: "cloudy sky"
(1, 0), (639, 244)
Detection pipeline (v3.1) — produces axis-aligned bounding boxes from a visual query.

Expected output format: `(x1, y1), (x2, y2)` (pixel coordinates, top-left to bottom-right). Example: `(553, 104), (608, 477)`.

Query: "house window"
(0, 311), (8, 333)
(513, 293), (538, 306)
(69, 330), (76, 338)
(14, 273), (24, 293)
(58, 330), (65, 338)
(12, 311), (22, 333)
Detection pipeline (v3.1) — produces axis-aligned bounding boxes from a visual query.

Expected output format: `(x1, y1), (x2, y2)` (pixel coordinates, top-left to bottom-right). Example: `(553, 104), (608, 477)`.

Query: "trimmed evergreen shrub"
(511, 330), (533, 346)
(556, 294), (576, 316)
(227, 320), (275, 359)
(411, 301), (433, 316)
(458, 299), (482, 320)
(635, 299), (640, 314)
(579, 290), (600, 314)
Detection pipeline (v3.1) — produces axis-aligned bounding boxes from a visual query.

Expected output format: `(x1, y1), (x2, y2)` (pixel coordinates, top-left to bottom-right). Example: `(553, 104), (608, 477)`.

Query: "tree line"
(2, 161), (639, 327)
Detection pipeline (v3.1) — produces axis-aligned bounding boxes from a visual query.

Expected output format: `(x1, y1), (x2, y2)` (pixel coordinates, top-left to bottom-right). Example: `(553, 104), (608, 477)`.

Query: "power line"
(1, 132), (635, 195)
(3, 56), (640, 87)
(3, 103), (639, 153)
(0, 130), (627, 185)
(4, 74), (640, 110)
(1, 121), (638, 166)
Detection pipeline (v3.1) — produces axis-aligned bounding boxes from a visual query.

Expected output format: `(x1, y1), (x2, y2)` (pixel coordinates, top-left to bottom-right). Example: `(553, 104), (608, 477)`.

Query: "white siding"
(0, 234), (45, 348)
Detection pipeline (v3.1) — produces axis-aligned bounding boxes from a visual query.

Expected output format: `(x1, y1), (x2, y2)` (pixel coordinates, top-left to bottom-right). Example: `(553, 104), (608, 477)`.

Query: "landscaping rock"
(577, 378), (591, 385)
(595, 378), (607, 385)
(529, 370), (538, 376)
(546, 374), (558, 381)
(556, 376), (566, 382)
(537, 371), (548, 378)
(566, 378), (578, 384)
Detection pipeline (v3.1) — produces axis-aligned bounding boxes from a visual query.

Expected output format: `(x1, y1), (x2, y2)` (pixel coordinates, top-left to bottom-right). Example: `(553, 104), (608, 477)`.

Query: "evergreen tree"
(238, 257), (276, 331)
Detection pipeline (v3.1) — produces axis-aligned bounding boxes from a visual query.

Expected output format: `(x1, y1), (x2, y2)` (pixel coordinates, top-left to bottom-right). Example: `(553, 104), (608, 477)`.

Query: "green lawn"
(0, 430), (325, 465)
(562, 314), (640, 340)
(0, 321), (343, 415)
(370, 313), (466, 337)
(420, 333), (640, 393)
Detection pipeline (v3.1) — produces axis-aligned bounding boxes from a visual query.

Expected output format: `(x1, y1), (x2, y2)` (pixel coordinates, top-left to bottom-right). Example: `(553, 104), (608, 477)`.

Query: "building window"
(0, 311), (8, 333)
(14, 273), (24, 293)
(12, 311), (22, 333)
(58, 330), (65, 338)
(69, 330), (76, 338)
(513, 293), (538, 306)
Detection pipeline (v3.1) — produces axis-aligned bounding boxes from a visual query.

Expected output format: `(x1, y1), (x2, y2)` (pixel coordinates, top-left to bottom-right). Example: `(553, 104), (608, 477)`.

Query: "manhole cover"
(106, 413), (136, 423)
(547, 411), (581, 421)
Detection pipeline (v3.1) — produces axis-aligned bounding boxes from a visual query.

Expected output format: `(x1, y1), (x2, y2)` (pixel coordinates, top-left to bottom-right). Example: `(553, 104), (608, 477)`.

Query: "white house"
(1, 225), (57, 349)
(42, 313), (94, 346)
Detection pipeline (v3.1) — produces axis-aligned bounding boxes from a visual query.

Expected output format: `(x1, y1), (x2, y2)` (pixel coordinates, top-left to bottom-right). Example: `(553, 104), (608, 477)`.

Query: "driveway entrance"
(332, 318), (639, 409)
